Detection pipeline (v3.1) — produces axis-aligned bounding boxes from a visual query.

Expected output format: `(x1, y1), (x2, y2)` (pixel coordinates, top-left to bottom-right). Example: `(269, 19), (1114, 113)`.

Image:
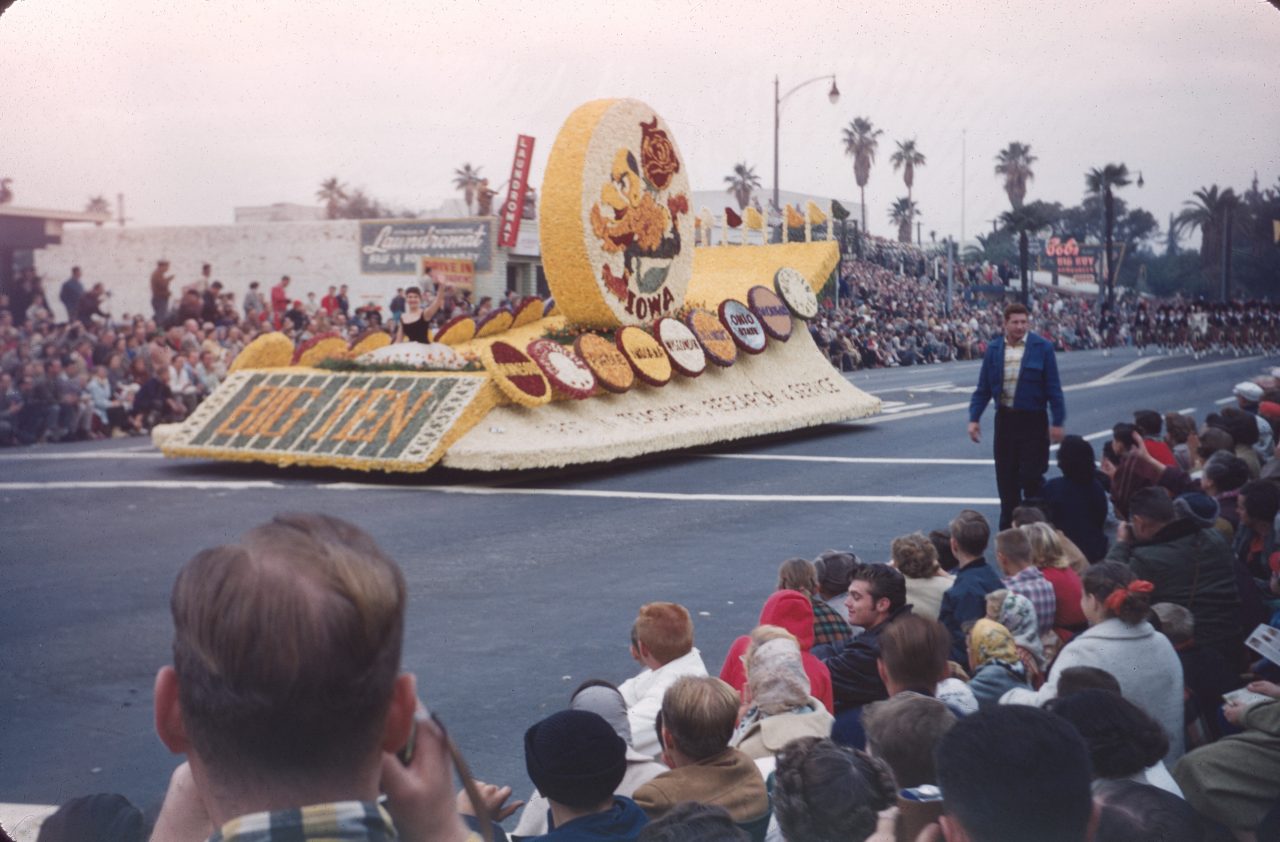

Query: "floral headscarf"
(986, 589), (1046, 669)
(746, 637), (812, 715)
(968, 618), (1024, 672)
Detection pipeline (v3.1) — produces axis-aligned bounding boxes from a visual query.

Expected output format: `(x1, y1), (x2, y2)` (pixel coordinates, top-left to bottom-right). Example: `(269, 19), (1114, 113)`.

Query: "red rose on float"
(640, 117), (680, 190)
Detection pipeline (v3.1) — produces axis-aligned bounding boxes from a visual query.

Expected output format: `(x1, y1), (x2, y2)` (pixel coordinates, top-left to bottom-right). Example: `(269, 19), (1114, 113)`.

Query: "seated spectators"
(994, 528), (1056, 637)
(1003, 560), (1185, 763)
(770, 737), (897, 842)
(983, 590), (1046, 687)
(1107, 487), (1246, 661)
(635, 803), (747, 842)
(620, 603), (708, 760)
(862, 693), (956, 790)
(1047, 689), (1181, 795)
(1012, 504), (1089, 573)
(718, 588), (834, 713)
(727, 635), (832, 762)
(776, 557), (851, 648)
(1235, 480), (1280, 593)
(632, 676), (769, 825)
(966, 618), (1032, 708)
(148, 513), (479, 842)
(1163, 412), (1197, 472)
(933, 706), (1094, 842)
(890, 532), (953, 622)
(1091, 779), (1205, 842)
(1134, 409), (1178, 467)
(937, 509), (1004, 663)
(1021, 521), (1087, 640)
(821, 564), (913, 712)
(513, 681), (667, 839)
(812, 550), (858, 633)
(1150, 602), (1241, 749)
(1174, 680), (1280, 840)
(522, 709), (649, 841)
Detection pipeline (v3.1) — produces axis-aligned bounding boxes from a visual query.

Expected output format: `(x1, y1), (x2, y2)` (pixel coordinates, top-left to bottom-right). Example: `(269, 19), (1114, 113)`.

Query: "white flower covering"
(358, 342), (468, 370)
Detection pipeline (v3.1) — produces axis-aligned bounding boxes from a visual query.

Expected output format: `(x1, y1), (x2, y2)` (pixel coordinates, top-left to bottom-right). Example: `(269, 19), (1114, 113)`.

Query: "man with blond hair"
(619, 602), (707, 760)
(149, 513), (483, 842)
(631, 676), (769, 823)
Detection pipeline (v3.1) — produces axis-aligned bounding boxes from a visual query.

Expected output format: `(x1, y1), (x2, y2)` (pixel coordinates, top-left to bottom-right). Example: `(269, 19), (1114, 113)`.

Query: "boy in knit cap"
(522, 709), (648, 841)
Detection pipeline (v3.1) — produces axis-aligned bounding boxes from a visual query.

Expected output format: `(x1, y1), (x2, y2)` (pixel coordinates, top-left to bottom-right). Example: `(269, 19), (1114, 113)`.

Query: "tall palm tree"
(1173, 185), (1242, 299)
(1001, 200), (1057, 304)
(724, 162), (762, 210)
(841, 117), (882, 234)
(890, 139), (926, 203)
(1085, 163), (1131, 306)
(888, 197), (918, 244)
(994, 142), (1037, 209)
(453, 163), (483, 215)
(316, 177), (348, 219)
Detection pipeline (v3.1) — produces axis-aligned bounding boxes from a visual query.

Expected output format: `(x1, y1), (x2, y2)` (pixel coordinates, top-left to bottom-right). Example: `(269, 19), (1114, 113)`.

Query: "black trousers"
(994, 408), (1049, 529)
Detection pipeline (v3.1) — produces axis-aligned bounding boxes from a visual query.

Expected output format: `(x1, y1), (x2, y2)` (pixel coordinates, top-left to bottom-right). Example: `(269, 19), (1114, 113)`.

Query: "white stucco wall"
(36, 221), (512, 320)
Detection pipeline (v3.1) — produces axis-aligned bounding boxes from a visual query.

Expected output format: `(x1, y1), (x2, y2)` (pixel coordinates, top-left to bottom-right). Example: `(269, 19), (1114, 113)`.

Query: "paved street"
(0, 347), (1273, 819)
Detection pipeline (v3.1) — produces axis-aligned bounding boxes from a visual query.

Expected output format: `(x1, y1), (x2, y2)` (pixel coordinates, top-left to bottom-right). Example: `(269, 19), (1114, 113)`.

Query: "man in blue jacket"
(968, 302), (1066, 529)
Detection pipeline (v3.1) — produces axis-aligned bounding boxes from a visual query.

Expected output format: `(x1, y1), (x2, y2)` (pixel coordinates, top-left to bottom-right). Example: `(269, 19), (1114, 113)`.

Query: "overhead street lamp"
(773, 73), (839, 213)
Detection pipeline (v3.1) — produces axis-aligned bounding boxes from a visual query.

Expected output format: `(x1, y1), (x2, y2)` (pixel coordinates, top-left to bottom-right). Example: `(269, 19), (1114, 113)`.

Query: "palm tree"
(1085, 163), (1131, 306)
(453, 163), (483, 215)
(316, 177), (348, 219)
(841, 117), (882, 234)
(1001, 200), (1057, 304)
(85, 195), (111, 226)
(1173, 185), (1243, 299)
(0, 178), (12, 205)
(724, 162), (762, 210)
(890, 139), (926, 203)
(994, 142), (1037, 209)
(888, 197), (918, 244)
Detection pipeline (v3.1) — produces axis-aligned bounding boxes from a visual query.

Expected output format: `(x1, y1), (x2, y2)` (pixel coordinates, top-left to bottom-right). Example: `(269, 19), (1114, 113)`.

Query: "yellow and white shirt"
(1000, 340), (1025, 407)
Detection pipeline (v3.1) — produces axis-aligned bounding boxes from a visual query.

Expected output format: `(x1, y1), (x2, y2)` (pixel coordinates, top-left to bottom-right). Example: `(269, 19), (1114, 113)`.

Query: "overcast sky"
(2, 0), (1277, 245)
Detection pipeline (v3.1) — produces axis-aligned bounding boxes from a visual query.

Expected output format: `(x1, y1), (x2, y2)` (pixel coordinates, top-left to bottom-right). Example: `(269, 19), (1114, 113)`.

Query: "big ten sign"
(360, 219), (495, 275)
(420, 257), (476, 292)
(1044, 237), (1101, 281)
(168, 370), (490, 469)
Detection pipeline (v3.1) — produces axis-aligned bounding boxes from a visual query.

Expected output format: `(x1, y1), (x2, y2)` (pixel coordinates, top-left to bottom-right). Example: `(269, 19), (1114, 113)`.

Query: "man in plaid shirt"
(995, 528), (1056, 635)
(149, 514), (490, 842)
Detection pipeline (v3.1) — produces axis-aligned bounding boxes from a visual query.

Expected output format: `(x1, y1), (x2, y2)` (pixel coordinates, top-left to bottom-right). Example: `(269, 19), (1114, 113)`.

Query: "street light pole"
(773, 73), (840, 214)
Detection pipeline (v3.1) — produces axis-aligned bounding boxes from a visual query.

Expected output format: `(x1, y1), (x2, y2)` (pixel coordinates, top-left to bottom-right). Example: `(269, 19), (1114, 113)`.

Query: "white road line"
(1214, 397), (1235, 405)
(881, 402), (932, 414)
(0, 451), (163, 461)
(1176, 407), (1195, 415)
(1050, 428), (1114, 452)
(857, 356), (1263, 424)
(703, 454), (993, 466)
(1088, 357), (1155, 385)
(0, 479), (1001, 505)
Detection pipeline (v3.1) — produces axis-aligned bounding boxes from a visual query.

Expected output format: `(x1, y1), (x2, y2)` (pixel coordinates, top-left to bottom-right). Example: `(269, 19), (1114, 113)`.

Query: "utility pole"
(117, 193), (127, 227)
(960, 129), (966, 254)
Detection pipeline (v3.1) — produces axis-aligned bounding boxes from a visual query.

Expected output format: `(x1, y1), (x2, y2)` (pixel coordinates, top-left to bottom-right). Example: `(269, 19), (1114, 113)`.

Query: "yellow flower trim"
(475, 309), (515, 338)
(511, 297), (545, 329)
(295, 336), (350, 367)
(684, 242), (838, 311)
(480, 341), (553, 408)
(434, 316), (478, 345)
(228, 332), (295, 372)
(349, 331), (392, 356)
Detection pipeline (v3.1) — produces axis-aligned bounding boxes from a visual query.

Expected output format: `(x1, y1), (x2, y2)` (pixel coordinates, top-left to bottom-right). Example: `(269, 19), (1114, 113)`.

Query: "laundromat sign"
(360, 218), (495, 275)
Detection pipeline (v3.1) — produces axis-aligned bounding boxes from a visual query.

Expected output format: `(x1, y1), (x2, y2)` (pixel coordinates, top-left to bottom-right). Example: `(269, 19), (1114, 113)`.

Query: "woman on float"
(393, 283), (450, 344)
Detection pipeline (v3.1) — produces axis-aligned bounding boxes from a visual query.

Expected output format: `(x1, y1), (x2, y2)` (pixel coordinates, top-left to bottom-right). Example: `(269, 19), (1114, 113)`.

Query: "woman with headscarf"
(984, 589), (1045, 688)
(511, 679), (668, 838)
(966, 619), (1032, 709)
(729, 633), (833, 766)
(1041, 434), (1109, 562)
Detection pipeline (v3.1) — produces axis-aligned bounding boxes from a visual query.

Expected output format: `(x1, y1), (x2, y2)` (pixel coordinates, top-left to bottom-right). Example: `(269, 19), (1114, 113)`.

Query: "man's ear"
(154, 666), (190, 754)
(876, 658), (890, 688)
(380, 672), (418, 753)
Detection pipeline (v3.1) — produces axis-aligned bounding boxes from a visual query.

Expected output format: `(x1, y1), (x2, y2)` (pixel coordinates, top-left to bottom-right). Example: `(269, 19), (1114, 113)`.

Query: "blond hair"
(1021, 522), (1069, 569)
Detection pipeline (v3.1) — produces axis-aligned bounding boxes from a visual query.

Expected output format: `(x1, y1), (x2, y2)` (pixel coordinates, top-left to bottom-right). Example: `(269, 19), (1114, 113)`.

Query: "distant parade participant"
(1132, 302), (1152, 356)
(392, 283), (451, 344)
(1099, 303), (1119, 357)
(969, 302), (1066, 530)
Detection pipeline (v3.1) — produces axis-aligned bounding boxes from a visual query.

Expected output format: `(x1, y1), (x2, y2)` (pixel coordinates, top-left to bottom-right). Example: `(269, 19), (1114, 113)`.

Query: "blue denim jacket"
(968, 332), (1066, 425)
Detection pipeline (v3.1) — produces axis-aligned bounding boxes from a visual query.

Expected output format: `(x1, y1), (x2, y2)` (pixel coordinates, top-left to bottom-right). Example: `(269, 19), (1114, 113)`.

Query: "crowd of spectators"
(0, 262), (527, 446)
(16, 373), (1280, 842)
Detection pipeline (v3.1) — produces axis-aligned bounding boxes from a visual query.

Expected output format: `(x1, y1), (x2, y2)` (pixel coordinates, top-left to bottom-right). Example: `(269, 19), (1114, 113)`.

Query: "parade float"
(154, 98), (880, 473)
